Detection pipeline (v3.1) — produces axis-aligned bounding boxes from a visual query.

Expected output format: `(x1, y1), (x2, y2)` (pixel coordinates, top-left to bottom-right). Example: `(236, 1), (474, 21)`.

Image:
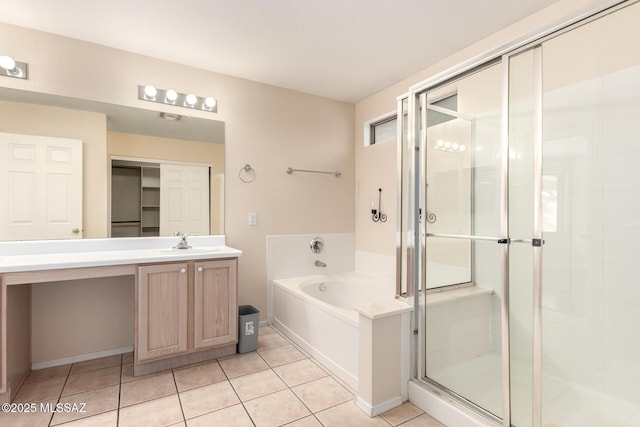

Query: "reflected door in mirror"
(0, 133), (83, 240)
(160, 164), (210, 236)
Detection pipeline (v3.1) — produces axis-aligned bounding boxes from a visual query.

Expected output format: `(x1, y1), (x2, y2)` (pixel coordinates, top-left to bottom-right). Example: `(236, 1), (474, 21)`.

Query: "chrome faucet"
(173, 232), (191, 249)
(315, 260), (327, 268)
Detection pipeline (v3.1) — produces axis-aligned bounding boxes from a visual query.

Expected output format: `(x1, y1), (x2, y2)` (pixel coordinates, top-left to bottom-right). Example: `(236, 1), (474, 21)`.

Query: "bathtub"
(271, 272), (395, 389)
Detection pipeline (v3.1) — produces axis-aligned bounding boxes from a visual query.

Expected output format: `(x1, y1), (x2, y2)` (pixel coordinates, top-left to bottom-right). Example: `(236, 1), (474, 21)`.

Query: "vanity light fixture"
(165, 89), (178, 104)
(138, 85), (217, 113)
(0, 55), (28, 79)
(185, 93), (198, 107)
(203, 97), (216, 111)
(143, 84), (157, 100)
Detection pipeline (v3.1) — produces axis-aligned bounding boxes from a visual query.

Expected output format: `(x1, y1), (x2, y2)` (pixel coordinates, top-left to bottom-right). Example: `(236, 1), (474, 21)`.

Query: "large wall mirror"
(0, 87), (225, 240)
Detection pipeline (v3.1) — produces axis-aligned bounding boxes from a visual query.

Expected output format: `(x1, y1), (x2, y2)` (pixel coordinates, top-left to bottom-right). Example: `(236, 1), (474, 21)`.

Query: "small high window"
(366, 114), (397, 146)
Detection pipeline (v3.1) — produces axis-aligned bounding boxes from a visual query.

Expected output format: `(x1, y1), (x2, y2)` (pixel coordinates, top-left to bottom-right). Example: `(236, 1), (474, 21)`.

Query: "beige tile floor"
(0, 326), (445, 427)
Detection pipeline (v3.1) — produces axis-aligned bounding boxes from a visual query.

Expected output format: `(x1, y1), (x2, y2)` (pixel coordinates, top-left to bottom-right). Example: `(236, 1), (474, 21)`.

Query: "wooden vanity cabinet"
(194, 259), (237, 350)
(136, 262), (189, 361)
(135, 258), (237, 364)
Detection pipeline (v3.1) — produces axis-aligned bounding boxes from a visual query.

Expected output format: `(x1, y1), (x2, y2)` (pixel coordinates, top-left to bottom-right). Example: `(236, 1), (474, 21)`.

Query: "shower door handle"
(510, 238), (545, 246)
(426, 233), (503, 242)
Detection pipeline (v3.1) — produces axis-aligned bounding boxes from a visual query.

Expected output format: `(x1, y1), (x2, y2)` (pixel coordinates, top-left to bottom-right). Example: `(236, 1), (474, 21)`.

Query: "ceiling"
(0, 0), (560, 103)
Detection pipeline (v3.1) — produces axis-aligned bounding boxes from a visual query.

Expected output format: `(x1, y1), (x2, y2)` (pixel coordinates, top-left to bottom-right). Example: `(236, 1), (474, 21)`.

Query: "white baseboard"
(32, 346), (134, 370)
(33, 321), (267, 371)
(272, 318), (358, 390)
(356, 395), (403, 417)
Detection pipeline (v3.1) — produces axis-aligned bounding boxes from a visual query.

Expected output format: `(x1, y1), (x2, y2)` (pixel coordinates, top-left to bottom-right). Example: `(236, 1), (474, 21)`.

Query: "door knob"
(197, 267), (203, 272)
(72, 228), (80, 234)
(180, 268), (186, 273)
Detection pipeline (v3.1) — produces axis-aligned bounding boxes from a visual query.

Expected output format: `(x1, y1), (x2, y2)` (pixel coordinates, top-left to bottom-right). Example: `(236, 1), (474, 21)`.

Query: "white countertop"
(355, 299), (413, 320)
(0, 236), (242, 273)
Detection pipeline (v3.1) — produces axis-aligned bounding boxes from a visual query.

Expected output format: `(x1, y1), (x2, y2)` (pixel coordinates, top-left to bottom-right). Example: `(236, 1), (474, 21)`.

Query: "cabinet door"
(137, 263), (189, 361)
(194, 259), (237, 350)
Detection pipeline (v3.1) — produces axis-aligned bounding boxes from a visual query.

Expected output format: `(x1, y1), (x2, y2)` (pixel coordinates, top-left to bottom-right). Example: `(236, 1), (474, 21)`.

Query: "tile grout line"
(256, 333), (360, 427)
(170, 367), (188, 426)
(232, 337), (321, 426)
(116, 355), (123, 427)
(259, 349), (316, 427)
(58, 357), (123, 426)
(221, 360), (258, 427)
(46, 365), (71, 427)
(266, 324), (397, 426)
(262, 326), (336, 425)
(265, 358), (329, 426)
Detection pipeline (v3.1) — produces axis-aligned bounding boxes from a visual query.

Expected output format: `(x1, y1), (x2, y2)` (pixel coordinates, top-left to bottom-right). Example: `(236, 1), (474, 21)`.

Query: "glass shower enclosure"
(400, 2), (640, 426)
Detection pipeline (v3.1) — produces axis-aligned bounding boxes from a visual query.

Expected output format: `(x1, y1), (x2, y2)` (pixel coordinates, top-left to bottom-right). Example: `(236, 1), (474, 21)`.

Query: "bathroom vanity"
(0, 236), (242, 403)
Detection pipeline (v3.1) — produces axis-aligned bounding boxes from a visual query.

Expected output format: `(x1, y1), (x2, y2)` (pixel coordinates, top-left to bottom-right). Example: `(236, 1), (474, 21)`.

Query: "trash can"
(237, 305), (260, 353)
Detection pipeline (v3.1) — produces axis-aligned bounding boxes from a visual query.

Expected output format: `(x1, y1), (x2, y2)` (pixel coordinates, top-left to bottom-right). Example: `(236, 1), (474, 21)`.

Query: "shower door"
(419, 61), (507, 423)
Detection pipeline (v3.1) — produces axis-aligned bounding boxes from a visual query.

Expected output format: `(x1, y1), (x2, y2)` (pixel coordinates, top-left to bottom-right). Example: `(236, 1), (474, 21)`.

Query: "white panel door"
(160, 164), (210, 236)
(0, 133), (83, 240)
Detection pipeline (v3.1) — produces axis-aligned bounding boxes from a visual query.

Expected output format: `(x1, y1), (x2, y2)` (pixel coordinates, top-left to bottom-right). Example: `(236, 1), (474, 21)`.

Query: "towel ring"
(239, 164), (255, 183)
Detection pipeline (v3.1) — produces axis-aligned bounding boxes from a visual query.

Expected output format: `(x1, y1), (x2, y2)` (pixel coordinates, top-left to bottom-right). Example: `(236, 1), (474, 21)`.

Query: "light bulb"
(0, 55), (16, 71)
(204, 97), (216, 109)
(460, 145), (467, 152)
(444, 141), (452, 148)
(452, 143), (459, 150)
(185, 94), (197, 106)
(144, 85), (157, 99)
(165, 89), (178, 103)
(436, 139), (444, 147)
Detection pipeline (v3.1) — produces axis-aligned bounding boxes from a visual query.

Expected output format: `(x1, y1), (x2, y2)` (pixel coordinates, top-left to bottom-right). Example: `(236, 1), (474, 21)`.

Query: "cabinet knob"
(72, 228), (80, 234)
(180, 268), (186, 273)
(197, 267), (203, 272)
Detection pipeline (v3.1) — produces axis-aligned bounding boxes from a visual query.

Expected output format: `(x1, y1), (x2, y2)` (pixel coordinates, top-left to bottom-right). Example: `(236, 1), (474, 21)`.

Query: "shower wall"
(540, 3), (640, 417)
(507, 4), (640, 425)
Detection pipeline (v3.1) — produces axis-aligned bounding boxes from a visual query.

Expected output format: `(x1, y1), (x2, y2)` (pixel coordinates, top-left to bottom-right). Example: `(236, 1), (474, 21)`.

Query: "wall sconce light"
(0, 55), (28, 79)
(138, 85), (217, 113)
(371, 188), (387, 222)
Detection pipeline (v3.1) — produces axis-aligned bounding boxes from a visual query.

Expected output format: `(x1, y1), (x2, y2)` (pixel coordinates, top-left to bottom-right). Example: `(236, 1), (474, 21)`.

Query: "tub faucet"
(315, 260), (327, 268)
(173, 232), (191, 249)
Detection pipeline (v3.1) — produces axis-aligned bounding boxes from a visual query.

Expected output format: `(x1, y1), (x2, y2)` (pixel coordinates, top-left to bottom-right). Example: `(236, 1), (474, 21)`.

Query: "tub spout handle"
(315, 260), (327, 268)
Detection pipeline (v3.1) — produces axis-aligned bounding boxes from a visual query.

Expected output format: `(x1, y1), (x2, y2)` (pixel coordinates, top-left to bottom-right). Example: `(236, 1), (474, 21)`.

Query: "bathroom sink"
(158, 247), (220, 253)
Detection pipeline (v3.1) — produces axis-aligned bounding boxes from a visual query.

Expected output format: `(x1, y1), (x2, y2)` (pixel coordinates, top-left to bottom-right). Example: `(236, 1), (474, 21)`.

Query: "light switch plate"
(248, 212), (257, 225)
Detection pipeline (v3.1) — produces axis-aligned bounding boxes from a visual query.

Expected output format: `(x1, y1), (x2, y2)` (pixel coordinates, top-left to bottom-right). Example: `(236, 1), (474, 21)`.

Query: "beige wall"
(1, 23), (354, 362)
(31, 277), (135, 364)
(353, 0), (618, 256)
